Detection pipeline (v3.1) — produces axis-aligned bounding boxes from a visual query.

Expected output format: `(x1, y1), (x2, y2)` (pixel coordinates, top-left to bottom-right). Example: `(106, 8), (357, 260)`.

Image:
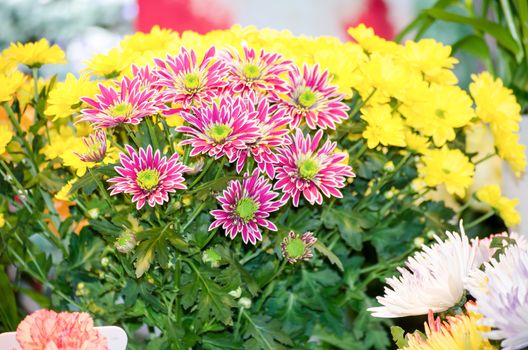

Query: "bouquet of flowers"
(0, 24), (525, 349)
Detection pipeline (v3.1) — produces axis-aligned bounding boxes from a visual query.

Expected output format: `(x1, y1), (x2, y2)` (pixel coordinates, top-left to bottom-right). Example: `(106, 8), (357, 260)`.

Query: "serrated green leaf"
(391, 326), (408, 348)
(242, 313), (292, 350)
(314, 241), (344, 272)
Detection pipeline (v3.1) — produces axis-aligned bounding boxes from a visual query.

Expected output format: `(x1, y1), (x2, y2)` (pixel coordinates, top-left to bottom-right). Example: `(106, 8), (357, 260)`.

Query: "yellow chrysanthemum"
(0, 70), (25, 103)
(419, 147), (475, 197)
(469, 72), (521, 135)
(0, 213), (4, 228)
(2, 38), (65, 68)
(0, 54), (17, 74)
(404, 129), (430, 154)
(45, 73), (98, 120)
(402, 84), (474, 146)
(84, 48), (136, 78)
(399, 39), (458, 85)
(476, 185), (521, 227)
(361, 104), (406, 149)
(494, 131), (526, 176)
(41, 126), (77, 160)
(359, 53), (409, 103)
(16, 77), (46, 108)
(0, 124), (14, 154)
(401, 311), (495, 350)
(55, 179), (76, 202)
(120, 25), (178, 54)
(347, 24), (399, 54)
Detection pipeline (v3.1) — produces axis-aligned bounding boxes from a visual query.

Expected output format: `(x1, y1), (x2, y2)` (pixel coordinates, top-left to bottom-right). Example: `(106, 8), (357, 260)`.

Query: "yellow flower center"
(108, 102), (133, 118)
(242, 64), (261, 80)
(236, 197), (259, 222)
(286, 238), (305, 258)
(183, 73), (201, 90)
(298, 88), (317, 108)
(435, 109), (446, 119)
(207, 124), (232, 143)
(298, 158), (319, 180)
(136, 169), (160, 190)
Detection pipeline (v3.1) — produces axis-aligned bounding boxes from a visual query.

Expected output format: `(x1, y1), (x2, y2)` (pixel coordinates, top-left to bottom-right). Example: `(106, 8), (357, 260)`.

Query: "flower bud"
(100, 257), (109, 267)
(115, 229), (137, 254)
(281, 231), (317, 264)
(229, 287), (242, 299)
(238, 297), (252, 309)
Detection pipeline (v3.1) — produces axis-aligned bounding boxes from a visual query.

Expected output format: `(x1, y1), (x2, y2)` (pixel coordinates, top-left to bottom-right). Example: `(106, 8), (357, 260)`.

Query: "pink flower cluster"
(16, 309), (108, 350)
(78, 44), (355, 245)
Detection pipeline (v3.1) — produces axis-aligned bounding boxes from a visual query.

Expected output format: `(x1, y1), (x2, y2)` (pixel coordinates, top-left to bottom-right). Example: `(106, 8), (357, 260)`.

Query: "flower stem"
(88, 167), (112, 208)
(146, 116), (160, 150)
(188, 158), (214, 189)
(466, 211), (495, 229)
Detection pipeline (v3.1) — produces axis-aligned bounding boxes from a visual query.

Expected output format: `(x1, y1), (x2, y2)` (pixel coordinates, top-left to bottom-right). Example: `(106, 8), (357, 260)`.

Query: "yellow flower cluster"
(45, 73), (99, 120)
(476, 184), (521, 227)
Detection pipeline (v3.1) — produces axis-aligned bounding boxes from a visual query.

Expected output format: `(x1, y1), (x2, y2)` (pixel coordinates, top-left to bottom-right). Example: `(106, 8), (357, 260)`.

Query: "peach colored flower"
(16, 309), (108, 350)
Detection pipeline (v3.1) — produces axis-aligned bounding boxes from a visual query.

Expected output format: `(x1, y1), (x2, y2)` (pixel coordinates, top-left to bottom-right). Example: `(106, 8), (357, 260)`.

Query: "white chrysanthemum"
(368, 226), (480, 318)
(467, 244), (528, 350)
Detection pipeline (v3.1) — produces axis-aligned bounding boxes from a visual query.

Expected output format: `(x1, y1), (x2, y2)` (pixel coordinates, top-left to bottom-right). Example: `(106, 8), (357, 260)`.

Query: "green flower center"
(286, 238), (306, 258)
(108, 102), (133, 118)
(236, 197), (259, 222)
(298, 89), (317, 108)
(435, 109), (445, 119)
(298, 158), (319, 180)
(208, 124), (232, 143)
(136, 169), (160, 190)
(183, 73), (201, 90)
(242, 64), (261, 80)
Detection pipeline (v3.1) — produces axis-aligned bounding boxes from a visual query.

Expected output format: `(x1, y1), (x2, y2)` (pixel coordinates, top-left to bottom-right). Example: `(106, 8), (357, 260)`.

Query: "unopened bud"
(115, 229), (137, 253)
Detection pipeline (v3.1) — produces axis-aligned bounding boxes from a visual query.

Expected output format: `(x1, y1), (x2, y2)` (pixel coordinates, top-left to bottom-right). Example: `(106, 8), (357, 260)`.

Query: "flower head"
(178, 97), (261, 159)
(108, 145), (188, 209)
(0, 70), (25, 102)
(73, 130), (108, 163)
(361, 104), (406, 149)
(45, 73), (98, 121)
(274, 64), (349, 130)
(209, 170), (283, 245)
(0, 124), (14, 154)
(230, 95), (291, 178)
(79, 76), (162, 128)
(476, 185), (521, 227)
(401, 310), (494, 350)
(154, 47), (228, 113)
(369, 226), (481, 318)
(16, 309), (108, 350)
(275, 129), (354, 206)
(3, 38), (65, 68)
(220, 45), (292, 97)
(467, 245), (528, 350)
(418, 147), (475, 197)
(281, 231), (317, 263)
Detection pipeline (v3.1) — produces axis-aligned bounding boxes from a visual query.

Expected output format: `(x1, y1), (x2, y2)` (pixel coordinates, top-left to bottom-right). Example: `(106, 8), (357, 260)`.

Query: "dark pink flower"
(74, 130), (107, 163)
(177, 97), (261, 160)
(154, 47), (228, 113)
(275, 129), (355, 206)
(16, 309), (108, 350)
(273, 64), (349, 130)
(209, 170), (283, 245)
(229, 95), (291, 178)
(219, 45), (292, 97)
(80, 76), (161, 128)
(108, 145), (188, 209)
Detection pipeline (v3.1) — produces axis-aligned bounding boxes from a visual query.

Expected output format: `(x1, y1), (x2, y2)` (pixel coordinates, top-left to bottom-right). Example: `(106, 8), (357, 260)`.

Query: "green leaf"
(322, 208), (363, 250)
(201, 333), (243, 350)
(452, 34), (491, 59)
(242, 313), (292, 350)
(0, 266), (19, 331)
(391, 326), (408, 348)
(314, 241), (344, 272)
(424, 8), (520, 55)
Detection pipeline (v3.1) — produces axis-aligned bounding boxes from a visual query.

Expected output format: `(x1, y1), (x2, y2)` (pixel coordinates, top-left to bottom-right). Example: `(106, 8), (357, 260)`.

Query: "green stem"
(348, 142), (367, 165)
(199, 228), (218, 249)
(473, 152), (496, 165)
(88, 168), (112, 208)
(181, 201), (207, 231)
(261, 259), (287, 289)
(159, 116), (176, 154)
(188, 158), (214, 189)
(146, 117), (160, 150)
(466, 211), (495, 229)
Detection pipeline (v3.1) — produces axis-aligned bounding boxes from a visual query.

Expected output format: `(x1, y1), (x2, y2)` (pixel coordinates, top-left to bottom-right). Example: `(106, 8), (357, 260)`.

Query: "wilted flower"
(154, 47), (228, 113)
(108, 145), (189, 209)
(74, 130), (107, 163)
(274, 64), (349, 130)
(79, 77), (161, 128)
(369, 226), (481, 318)
(16, 309), (108, 350)
(275, 129), (354, 206)
(115, 229), (137, 253)
(467, 245), (528, 350)
(220, 44), (292, 97)
(209, 170), (283, 245)
(178, 97), (261, 159)
(281, 231), (317, 263)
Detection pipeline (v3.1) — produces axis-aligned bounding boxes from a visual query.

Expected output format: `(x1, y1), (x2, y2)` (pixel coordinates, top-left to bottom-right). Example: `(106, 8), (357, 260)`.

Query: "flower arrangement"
(0, 24), (525, 349)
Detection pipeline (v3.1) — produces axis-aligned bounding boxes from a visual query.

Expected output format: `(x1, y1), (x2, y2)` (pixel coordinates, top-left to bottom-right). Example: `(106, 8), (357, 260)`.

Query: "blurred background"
(1, 0), (527, 231)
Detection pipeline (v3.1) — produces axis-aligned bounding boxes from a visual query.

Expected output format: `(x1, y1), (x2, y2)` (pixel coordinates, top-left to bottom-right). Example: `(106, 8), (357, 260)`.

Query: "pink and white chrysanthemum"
(273, 64), (349, 130)
(108, 145), (189, 210)
(177, 97), (261, 159)
(230, 95), (291, 178)
(209, 170), (283, 245)
(74, 130), (107, 163)
(154, 47), (228, 113)
(80, 76), (162, 128)
(130, 64), (161, 91)
(16, 309), (108, 350)
(219, 45), (292, 97)
(275, 129), (354, 207)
